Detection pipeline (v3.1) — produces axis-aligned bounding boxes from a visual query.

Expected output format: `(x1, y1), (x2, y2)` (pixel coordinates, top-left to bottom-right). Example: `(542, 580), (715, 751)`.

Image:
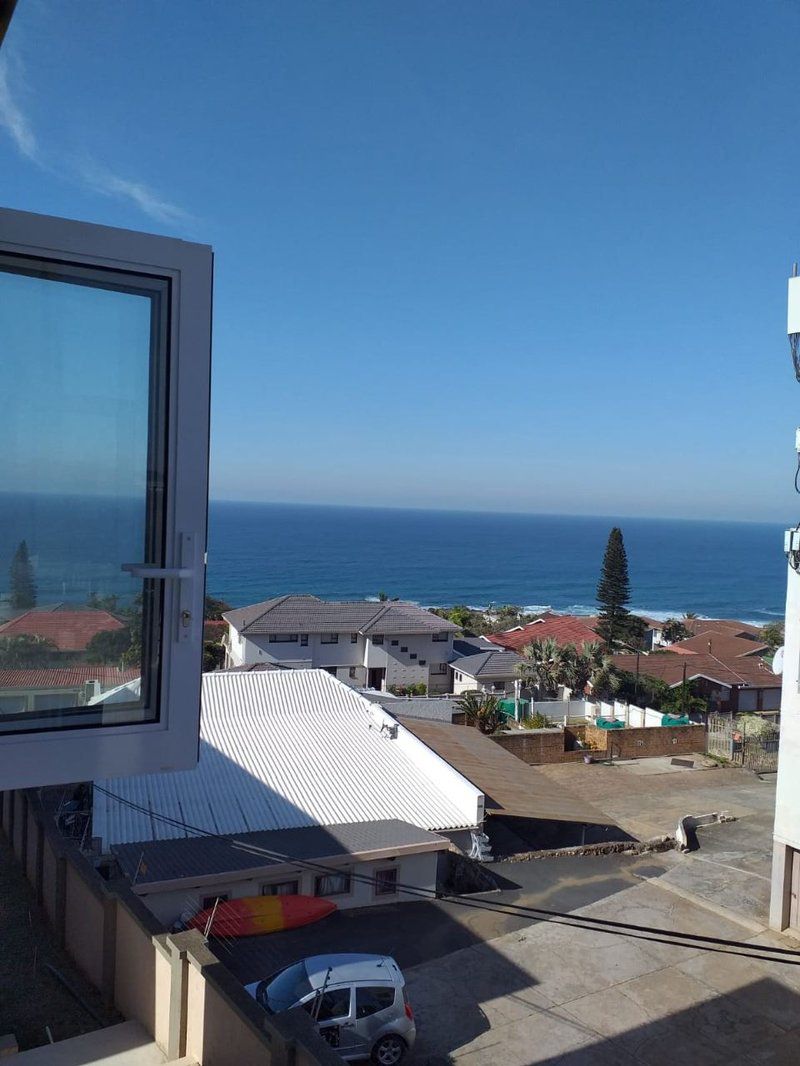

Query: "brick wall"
(584, 722), (704, 759)
(492, 728), (588, 765)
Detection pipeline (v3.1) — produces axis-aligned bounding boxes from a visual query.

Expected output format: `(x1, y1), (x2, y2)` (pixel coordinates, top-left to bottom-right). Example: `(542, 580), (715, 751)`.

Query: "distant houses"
(486, 613), (599, 652)
(222, 595), (458, 693)
(0, 605), (126, 657)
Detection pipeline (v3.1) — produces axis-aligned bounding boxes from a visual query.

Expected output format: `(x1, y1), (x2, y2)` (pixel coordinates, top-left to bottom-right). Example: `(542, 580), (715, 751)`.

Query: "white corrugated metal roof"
(94, 670), (480, 847)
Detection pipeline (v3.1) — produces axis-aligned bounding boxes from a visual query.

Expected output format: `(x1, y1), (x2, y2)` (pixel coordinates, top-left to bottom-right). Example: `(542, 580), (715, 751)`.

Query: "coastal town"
(1, 523), (796, 1064)
(4, 3), (800, 1065)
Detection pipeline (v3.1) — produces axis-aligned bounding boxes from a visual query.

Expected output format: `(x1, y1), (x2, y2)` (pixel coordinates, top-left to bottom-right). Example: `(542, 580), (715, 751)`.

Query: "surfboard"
(189, 894), (337, 937)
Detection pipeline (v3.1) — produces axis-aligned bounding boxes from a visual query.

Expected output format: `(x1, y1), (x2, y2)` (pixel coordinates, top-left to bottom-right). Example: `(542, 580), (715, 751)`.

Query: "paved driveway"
(405, 878), (800, 1065)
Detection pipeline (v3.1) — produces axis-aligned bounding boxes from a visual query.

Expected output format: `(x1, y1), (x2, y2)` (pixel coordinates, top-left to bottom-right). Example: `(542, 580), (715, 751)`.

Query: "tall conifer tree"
(10, 540), (36, 610)
(596, 527), (630, 649)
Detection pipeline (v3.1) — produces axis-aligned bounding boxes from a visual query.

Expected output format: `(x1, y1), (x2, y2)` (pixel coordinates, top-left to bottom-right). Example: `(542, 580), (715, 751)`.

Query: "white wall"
(771, 549), (800, 930)
(228, 626), (452, 692)
(136, 851), (441, 927)
(391, 709), (484, 829)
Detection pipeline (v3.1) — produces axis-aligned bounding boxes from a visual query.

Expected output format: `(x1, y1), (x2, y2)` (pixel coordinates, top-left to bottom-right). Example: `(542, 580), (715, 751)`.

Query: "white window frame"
(0, 207), (212, 789)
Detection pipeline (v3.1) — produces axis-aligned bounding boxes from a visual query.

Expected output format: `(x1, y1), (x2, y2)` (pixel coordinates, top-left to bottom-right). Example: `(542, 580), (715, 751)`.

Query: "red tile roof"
(0, 667), (139, 690)
(487, 615), (598, 651)
(0, 609), (125, 652)
(683, 618), (763, 640)
(612, 651), (779, 689)
(672, 632), (769, 659)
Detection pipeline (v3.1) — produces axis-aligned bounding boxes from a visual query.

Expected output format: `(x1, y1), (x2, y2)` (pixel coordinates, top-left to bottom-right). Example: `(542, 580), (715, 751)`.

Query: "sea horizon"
(0, 493), (789, 624)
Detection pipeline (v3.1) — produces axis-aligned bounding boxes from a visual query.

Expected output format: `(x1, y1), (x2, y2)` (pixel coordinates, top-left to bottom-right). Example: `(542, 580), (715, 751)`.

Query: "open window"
(0, 208), (212, 788)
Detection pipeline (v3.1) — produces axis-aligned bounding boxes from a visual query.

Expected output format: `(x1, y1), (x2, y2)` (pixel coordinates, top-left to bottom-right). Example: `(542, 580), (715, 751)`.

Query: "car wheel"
(371, 1034), (406, 1065)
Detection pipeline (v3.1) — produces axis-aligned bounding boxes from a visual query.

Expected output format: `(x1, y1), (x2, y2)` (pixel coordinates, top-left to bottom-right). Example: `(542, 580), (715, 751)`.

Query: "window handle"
(122, 532), (203, 645)
(121, 564), (193, 579)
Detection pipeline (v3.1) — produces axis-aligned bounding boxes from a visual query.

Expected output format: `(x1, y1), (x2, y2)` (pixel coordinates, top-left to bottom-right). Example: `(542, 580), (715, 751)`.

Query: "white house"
(223, 595), (458, 694)
(93, 669), (484, 926)
(451, 648), (524, 695)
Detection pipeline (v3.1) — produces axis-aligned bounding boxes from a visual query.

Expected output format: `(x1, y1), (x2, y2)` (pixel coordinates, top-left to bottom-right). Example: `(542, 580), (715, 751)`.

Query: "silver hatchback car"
(246, 953), (416, 1064)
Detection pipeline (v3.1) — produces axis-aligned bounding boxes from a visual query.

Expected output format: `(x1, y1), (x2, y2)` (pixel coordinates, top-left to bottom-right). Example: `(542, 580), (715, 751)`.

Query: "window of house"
(410, 653), (417, 660)
(432, 633), (449, 642)
(390, 640), (399, 646)
(431, 663), (448, 675)
(0, 208), (212, 790)
(356, 987), (396, 1018)
(321, 633), (339, 644)
(305, 988), (351, 1023)
(372, 635), (384, 645)
(323, 666), (337, 676)
(202, 893), (229, 909)
(350, 632), (358, 643)
(314, 870), (351, 896)
(419, 660), (426, 666)
(261, 880), (300, 896)
(374, 867), (398, 896)
(300, 634), (308, 646)
(400, 646), (408, 653)
(349, 667), (357, 679)
(268, 634), (299, 643)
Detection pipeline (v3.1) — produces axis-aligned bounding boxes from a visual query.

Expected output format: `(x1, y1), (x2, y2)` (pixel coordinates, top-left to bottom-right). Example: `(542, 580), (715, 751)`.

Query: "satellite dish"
(773, 646), (785, 676)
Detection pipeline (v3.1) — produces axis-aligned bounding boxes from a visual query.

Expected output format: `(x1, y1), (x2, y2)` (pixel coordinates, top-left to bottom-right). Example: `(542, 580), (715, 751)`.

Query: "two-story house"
(223, 595), (459, 693)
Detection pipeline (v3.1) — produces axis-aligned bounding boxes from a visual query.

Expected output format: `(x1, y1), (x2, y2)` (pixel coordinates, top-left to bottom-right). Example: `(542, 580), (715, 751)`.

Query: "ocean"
(0, 495), (789, 624)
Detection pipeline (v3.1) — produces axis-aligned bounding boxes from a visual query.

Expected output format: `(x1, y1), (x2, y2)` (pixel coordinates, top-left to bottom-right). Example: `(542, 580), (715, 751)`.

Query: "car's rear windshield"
(258, 962), (313, 1013)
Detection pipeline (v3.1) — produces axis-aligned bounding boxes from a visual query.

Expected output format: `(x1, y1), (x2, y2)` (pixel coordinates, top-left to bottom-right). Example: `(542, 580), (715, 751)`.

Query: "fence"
(0, 788), (339, 1066)
(707, 714), (780, 772)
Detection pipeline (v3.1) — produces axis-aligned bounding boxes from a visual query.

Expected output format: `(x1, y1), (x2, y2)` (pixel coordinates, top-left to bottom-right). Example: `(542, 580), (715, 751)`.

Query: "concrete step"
(11, 1021), (195, 1065)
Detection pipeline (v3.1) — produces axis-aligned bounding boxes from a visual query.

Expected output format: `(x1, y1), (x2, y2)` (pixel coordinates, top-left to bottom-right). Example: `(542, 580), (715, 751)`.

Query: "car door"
(351, 984), (399, 1056)
(305, 986), (361, 1057)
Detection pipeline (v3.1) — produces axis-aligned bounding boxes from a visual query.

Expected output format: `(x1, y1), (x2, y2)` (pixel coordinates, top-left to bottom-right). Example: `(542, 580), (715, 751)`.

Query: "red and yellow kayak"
(189, 895), (337, 938)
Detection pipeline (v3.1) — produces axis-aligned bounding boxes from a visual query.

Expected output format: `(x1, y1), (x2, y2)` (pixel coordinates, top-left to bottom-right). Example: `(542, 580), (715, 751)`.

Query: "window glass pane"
(0, 256), (168, 734)
(375, 868), (398, 895)
(356, 987), (395, 1018)
(311, 989), (351, 1022)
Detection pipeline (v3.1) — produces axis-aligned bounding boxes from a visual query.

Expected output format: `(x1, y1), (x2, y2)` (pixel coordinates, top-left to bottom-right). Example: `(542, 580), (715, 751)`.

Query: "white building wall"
(227, 626), (452, 692)
(136, 852), (440, 927)
(392, 718), (484, 829)
(771, 549), (800, 931)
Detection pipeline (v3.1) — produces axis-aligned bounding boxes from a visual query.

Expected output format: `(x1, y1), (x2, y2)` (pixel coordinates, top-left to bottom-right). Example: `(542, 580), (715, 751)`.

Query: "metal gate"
(707, 714), (780, 772)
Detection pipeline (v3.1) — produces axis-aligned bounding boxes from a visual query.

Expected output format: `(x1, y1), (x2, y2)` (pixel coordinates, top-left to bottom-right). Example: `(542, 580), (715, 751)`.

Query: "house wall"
(230, 627), (452, 693)
(771, 552), (800, 932)
(136, 851), (441, 927)
(451, 671), (515, 696)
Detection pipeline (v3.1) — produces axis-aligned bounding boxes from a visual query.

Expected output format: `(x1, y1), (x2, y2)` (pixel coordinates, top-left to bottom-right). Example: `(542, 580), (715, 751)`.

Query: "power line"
(92, 784), (800, 965)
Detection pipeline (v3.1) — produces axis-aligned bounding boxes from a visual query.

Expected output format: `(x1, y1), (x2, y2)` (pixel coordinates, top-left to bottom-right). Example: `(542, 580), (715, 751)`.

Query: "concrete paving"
(10, 1021), (196, 1065)
(405, 878), (800, 1065)
(534, 759), (776, 841)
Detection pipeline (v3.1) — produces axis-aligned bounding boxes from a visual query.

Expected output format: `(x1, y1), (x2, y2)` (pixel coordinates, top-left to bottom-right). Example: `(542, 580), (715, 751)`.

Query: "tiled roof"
(0, 609), (125, 651)
(487, 615), (598, 651)
(112, 819), (448, 887)
(612, 652), (780, 689)
(398, 718), (615, 827)
(224, 595), (458, 636)
(451, 649), (523, 680)
(672, 632), (769, 659)
(683, 618), (763, 640)
(0, 667), (139, 690)
(94, 670), (482, 848)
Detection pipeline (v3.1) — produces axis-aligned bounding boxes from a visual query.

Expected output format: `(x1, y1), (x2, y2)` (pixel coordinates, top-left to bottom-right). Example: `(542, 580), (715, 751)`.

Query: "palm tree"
(517, 637), (568, 698)
(456, 691), (504, 735)
(583, 640), (620, 701)
(563, 643), (592, 696)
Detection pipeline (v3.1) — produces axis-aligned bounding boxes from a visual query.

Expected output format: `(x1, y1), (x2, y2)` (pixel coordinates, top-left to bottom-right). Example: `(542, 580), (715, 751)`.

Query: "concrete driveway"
(405, 877), (800, 1065)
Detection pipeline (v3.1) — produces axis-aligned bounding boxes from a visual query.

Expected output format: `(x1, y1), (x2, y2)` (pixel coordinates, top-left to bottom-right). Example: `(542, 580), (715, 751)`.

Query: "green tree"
(203, 641), (226, 671)
(204, 595), (232, 620)
(661, 681), (706, 717)
(456, 691), (505, 735)
(86, 592), (120, 613)
(9, 540), (36, 610)
(760, 621), (784, 652)
(84, 627), (132, 665)
(595, 527), (631, 649)
(0, 635), (56, 667)
(662, 618), (691, 644)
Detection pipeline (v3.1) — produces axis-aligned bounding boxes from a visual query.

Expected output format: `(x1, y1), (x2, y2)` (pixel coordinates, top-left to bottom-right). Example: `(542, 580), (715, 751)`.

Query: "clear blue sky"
(2, 1), (800, 521)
